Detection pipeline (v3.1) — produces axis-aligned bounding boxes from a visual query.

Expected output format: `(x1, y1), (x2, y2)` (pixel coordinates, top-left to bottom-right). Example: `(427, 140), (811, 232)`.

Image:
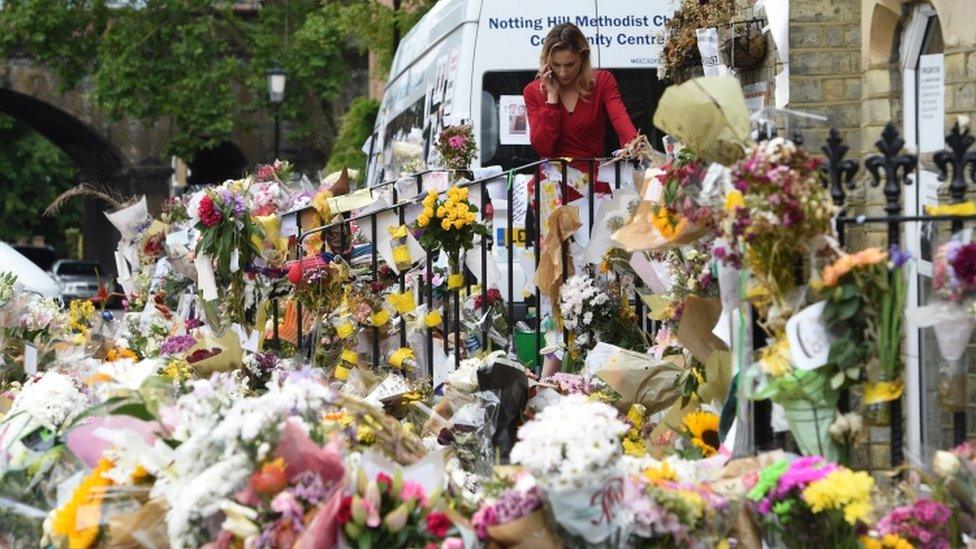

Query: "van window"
(480, 69), (667, 169)
(381, 96), (427, 182)
(480, 71), (538, 169)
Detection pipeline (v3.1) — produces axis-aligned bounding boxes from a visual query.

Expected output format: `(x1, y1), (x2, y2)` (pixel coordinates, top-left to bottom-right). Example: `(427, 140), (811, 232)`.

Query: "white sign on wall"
(918, 54), (945, 154)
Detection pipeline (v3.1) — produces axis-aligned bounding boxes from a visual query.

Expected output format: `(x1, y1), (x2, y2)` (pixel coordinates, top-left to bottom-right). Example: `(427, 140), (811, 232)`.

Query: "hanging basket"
(722, 19), (768, 71)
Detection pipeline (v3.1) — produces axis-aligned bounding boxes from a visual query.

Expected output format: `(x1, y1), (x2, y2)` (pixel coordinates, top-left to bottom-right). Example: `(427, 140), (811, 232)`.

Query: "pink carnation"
(448, 135), (466, 150)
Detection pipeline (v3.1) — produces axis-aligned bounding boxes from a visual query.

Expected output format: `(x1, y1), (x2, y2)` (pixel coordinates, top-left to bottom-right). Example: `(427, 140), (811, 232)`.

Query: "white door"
(901, 3), (946, 462)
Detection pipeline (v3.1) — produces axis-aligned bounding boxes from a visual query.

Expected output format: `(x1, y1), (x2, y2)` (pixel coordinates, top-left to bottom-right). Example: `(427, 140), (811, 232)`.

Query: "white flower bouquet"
(510, 394), (630, 543)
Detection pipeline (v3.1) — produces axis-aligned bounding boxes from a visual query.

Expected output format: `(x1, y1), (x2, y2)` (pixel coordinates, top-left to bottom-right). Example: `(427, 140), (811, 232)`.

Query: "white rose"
(934, 451), (961, 478)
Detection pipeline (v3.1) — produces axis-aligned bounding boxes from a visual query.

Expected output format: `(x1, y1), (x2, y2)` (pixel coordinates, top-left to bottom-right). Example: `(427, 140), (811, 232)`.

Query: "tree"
(0, 0), (439, 172)
(325, 96), (378, 183)
(0, 115), (80, 255)
(0, 0), (430, 162)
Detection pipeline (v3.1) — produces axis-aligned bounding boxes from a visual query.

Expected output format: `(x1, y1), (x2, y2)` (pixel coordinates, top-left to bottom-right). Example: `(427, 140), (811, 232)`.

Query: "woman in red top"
(523, 24), (639, 378)
(523, 23), (639, 162)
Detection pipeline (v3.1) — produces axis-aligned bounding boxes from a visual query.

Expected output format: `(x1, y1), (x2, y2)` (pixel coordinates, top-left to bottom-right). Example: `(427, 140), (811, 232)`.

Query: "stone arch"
(0, 62), (172, 275)
(0, 88), (126, 182)
(187, 141), (249, 187)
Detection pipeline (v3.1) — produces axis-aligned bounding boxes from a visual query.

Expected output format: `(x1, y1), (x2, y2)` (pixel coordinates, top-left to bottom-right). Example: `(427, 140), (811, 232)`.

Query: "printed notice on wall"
(499, 95), (531, 145)
(742, 81), (768, 115)
(918, 54), (945, 154)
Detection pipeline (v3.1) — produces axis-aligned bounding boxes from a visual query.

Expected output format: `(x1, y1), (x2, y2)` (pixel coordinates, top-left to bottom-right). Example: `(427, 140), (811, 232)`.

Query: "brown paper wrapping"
(595, 353), (682, 415)
(534, 206), (582, 313)
(676, 296), (727, 364)
(611, 205), (709, 253)
(486, 510), (562, 549)
(611, 173), (709, 253)
(187, 330), (243, 375)
(104, 498), (170, 549)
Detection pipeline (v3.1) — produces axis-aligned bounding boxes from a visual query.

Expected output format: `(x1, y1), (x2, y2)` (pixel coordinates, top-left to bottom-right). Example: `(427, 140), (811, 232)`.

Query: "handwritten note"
(786, 301), (832, 370)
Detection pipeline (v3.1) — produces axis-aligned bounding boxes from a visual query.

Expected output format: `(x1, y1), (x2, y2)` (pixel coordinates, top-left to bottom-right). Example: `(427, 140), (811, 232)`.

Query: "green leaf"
(846, 367), (860, 379)
(837, 298), (860, 320)
(110, 403), (156, 421)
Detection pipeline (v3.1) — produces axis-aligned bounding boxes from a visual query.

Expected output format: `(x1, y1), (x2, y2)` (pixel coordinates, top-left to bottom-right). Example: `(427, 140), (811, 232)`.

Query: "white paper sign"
(365, 373), (411, 405)
(499, 95), (531, 145)
(465, 247), (502, 289)
(696, 27), (727, 77)
(23, 343), (37, 376)
(194, 254), (219, 301)
(785, 301), (832, 370)
(918, 54), (945, 153)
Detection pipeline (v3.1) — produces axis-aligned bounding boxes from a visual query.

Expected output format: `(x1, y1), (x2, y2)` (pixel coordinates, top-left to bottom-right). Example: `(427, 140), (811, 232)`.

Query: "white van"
(367, 0), (673, 185)
(366, 0), (673, 299)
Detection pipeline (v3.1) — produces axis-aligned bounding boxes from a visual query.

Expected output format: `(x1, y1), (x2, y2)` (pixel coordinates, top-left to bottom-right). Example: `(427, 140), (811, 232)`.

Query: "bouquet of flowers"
(875, 499), (953, 548)
(747, 456), (874, 548)
(254, 160), (294, 184)
(463, 288), (508, 350)
(210, 419), (345, 548)
(820, 246), (909, 424)
(415, 186), (489, 277)
(471, 477), (548, 545)
(932, 442), (976, 523)
(646, 239), (719, 402)
(908, 236), (976, 410)
(715, 137), (833, 330)
(558, 272), (648, 356)
(337, 470), (462, 548)
(190, 184), (263, 280)
(626, 475), (734, 547)
(435, 124), (477, 174)
(679, 410), (722, 458)
(510, 394), (629, 543)
(646, 151), (714, 247)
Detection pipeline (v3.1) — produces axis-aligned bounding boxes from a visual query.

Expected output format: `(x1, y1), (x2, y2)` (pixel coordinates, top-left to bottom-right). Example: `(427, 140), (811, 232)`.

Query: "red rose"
(198, 195), (223, 227)
(425, 511), (452, 538)
(376, 472), (393, 492)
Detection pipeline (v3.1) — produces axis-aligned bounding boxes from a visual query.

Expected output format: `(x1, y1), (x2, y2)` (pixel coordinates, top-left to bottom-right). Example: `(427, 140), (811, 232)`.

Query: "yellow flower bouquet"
(415, 185), (490, 282)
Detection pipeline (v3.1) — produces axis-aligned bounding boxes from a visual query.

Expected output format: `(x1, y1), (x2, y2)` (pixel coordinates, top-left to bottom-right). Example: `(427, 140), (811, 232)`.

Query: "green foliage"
(0, 115), (80, 255)
(325, 96), (379, 181)
(0, 0), (433, 160)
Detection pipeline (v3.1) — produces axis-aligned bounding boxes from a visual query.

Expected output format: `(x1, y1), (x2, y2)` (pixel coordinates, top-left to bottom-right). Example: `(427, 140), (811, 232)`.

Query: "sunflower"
(682, 410), (720, 457)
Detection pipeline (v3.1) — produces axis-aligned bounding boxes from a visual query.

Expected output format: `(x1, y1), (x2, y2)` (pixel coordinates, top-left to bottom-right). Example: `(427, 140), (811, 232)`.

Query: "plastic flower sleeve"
(435, 388), (499, 478)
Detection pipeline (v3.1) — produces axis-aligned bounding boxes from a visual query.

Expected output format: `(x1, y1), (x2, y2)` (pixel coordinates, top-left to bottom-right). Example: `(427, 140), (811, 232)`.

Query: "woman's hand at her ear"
(541, 67), (559, 104)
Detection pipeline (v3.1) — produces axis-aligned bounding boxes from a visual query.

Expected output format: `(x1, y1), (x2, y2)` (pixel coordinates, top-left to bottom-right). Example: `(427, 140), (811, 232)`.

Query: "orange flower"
(105, 348), (138, 362)
(853, 247), (887, 267)
(251, 458), (288, 496)
(822, 248), (888, 287)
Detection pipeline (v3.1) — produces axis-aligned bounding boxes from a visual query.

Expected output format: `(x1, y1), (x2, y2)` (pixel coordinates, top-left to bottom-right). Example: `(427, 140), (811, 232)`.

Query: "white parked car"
(0, 242), (62, 299)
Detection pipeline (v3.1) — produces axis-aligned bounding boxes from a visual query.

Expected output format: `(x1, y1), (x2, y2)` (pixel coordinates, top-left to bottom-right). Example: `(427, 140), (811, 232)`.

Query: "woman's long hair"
(539, 23), (597, 99)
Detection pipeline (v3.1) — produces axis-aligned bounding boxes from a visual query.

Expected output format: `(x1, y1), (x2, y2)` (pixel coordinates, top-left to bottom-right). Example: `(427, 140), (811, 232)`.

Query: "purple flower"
(160, 335), (197, 356)
(889, 244), (911, 268)
(218, 188), (246, 218)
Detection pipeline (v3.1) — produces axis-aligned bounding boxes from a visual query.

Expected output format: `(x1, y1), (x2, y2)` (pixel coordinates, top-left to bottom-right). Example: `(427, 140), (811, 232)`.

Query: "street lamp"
(267, 63), (286, 352)
(267, 64), (286, 160)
